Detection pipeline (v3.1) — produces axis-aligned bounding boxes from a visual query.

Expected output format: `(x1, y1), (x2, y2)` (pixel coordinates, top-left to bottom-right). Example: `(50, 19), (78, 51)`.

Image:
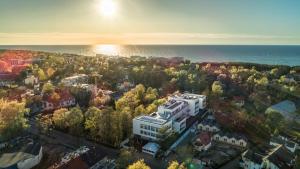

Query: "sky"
(0, 0), (300, 45)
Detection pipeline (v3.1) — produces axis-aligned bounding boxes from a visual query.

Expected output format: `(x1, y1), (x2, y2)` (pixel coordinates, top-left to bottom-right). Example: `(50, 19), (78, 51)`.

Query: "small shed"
(142, 142), (160, 156)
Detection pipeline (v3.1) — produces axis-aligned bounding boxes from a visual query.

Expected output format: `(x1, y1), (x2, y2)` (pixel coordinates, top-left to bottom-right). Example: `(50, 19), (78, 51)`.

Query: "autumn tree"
(127, 160), (150, 169)
(167, 161), (187, 169)
(116, 148), (135, 169)
(0, 99), (28, 140)
(42, 81), (55, 94)
(211, 81), (224, 96)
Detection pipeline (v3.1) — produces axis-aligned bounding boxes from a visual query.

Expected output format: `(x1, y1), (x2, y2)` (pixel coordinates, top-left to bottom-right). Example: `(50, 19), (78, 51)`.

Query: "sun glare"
(94, 44), (119, 56)
(99, 0), (117, 17)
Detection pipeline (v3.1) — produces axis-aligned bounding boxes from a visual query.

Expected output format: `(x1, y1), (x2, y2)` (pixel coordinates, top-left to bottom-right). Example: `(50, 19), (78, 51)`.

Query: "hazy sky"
(0, 0), (300, 45)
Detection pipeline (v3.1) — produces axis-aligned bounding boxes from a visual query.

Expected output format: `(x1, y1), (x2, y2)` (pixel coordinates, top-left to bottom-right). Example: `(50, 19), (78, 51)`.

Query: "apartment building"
(133, 93), (206, 141)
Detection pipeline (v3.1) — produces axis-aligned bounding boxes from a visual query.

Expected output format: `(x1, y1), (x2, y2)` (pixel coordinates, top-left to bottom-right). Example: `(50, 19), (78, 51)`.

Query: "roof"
(0, 141), (42, 168)
(142, 142), (160, 153)
(215, 131), (247, 141)
(135, 114), (168, 125)
(270, 136), (296, 148)
(267, 100), (296, 116)
(267, 145), (295, 168)
(196, 132), (212, 146)
(243, 150), (264, 164)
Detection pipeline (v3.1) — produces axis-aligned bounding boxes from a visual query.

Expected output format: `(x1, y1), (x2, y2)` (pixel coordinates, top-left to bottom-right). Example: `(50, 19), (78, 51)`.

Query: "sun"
(99, 0), (117, 17)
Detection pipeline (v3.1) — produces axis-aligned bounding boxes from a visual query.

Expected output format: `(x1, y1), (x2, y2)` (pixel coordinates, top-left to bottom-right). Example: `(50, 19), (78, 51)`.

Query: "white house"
(133, 93), (206, 141)
(24, 75), (38, 86)
(213, 132), (247, 148)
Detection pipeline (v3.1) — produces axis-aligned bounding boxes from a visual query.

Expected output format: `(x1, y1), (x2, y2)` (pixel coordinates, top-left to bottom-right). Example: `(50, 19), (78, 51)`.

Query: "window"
(151, 126), (155, 131)
(141, 130), (144, 134)
(140, 124), (144, 129)
(232, 140), (235, 144)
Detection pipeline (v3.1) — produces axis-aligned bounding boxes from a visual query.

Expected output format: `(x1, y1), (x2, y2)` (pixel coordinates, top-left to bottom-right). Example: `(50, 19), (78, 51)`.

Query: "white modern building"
(133, 93), (206, 141)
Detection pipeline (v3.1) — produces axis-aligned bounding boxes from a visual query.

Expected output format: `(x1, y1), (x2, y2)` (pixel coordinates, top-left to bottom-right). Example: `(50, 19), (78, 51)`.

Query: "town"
(0, 50), (299, 169)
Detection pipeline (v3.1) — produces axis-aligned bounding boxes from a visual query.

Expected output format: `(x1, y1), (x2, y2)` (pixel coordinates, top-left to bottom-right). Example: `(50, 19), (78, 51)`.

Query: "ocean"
(0, 45), (300, 66)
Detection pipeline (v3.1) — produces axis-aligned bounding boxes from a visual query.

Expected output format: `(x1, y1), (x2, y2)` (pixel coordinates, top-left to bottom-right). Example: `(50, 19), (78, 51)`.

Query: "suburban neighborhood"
(0, 50), (299, 169)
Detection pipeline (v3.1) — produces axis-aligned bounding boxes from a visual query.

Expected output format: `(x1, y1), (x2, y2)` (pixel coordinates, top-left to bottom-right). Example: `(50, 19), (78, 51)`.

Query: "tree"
(67, 107), (84, 135)
(52, 107), (84, 135)
(42, 81), (55, 94)
(167, 161), (187, 169)
(0, 99), (28, 140)
(265, 110), (285, 134)
(38, 68), (47, 81)
(211, 81), (223, 96)
(116, 148), (135, 169)
(127, 160), (150, 169)
(52, 108), (69, 130)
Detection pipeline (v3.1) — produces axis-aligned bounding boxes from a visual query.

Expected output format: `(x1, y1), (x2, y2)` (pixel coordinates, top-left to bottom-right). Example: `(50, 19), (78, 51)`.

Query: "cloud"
(0, 33), (298, 45)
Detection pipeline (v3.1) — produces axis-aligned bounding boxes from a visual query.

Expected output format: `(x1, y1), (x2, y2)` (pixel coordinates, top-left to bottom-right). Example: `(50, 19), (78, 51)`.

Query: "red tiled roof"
(43, 89), (75, 104)
(197, 132), (212, 146)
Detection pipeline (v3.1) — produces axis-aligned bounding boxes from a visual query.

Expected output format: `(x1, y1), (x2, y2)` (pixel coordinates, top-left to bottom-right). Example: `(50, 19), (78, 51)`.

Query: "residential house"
(48, 146), (112, 169)
(0, 138), (43, 169)
(133, 93), (206, 141)
(270, 135), (298, 153)
(61, 74), (88, 87)
(213, 131), (247, 148)
(233, 96), (245, 107)
(24, 75), (39, 86)
(241, 145), (296, 169)
(41, 89), (76, 111)
(193, 132), (212, 152)
(198, 118), (221, 133)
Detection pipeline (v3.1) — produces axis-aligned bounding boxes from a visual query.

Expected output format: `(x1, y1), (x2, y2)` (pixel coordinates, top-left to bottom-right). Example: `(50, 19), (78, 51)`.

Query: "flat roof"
(135, 114), (168, 125)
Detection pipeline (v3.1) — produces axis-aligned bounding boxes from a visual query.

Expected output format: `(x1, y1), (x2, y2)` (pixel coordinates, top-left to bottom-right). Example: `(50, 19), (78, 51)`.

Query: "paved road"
(27, 118), (119, 159)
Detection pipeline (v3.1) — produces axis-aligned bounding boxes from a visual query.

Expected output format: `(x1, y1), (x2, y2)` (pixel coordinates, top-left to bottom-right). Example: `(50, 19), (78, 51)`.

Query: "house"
(90, 157), (116, 169)
(193, 132), (212, 152)
(116, 81), (135, 92)
(213, 131), (247, 148)
(142, 142), (160, 156)
(232, 96), (245, 107)
(24, 75), (39, 86)
(133, 93), (206, 141)
(41, 89), (76, 111)
(270, 135), (298, 153)
(241, 145), (296, 169)
(198, 118), (221, 133)
(61, 74), (88, 87)
(0, 138), (43, 169)
(48, 146), (112, 169)
(265, 100), (299, 122)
